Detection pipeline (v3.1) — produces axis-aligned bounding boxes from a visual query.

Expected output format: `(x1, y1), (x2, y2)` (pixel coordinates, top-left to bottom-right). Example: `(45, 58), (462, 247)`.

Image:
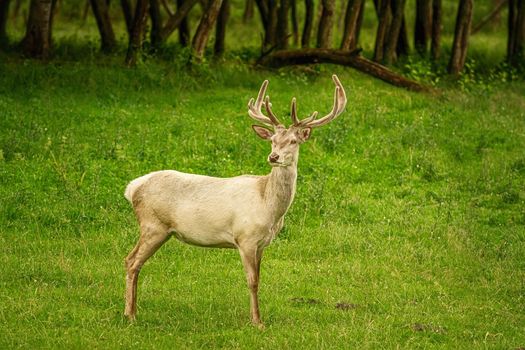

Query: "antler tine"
(299, 74), (347, 129)
(264, 96), (282, 126)
(247, 80), (282, 127)
(290, 98), (300, 125)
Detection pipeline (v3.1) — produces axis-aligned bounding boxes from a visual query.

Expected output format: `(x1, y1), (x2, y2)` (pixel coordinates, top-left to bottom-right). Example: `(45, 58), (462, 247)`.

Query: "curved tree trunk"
(21, 0), (53, 58)
(90, 0), (117, 52)
(258, 49), (435, 93)
(317, 0), (334, 48)
(301, 0), (313, 47)
(448, 0), (473, 75)
(192, 0), (223, 60)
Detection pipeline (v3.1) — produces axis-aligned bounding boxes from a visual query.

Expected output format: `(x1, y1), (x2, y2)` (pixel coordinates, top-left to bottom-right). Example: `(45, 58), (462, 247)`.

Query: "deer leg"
(124, 222), (170, 321)
(239, 244), (264, 328)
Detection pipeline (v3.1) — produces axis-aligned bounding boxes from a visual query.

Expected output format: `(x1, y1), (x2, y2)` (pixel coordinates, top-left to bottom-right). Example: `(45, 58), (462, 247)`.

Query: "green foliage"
(1, 57), (525, 349)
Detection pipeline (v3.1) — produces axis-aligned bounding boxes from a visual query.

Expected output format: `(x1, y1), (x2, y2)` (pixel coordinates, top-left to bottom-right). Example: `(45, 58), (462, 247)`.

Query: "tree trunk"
(214, 0), (229, 56)
(90, 0), (117, 52)
(125, 0), (148, 66)
(276, 0), (289, 49)
(341, 0), (363, 51)
(177, 0), (190, 46)
(384, 0), (406, 64)
(149, 0), (162, 47)
(243, 0), (254, 22)
(121, 0), (133, 35)
(258, 49), (435, 92)
(21, 0), (53, 58)
(192, 0), (223, 60)
(160, 0), (198, 42)
(0, 0), (10, 47)
(301, 0), (313, 47)
(414, 0), (432, 55)
(290, 0), (298, 45)
(431, 0), (441, 59)
(448, 0), (473, 75)
(396, 14), (409, 56)
(373, 0), (391, 62)
(355, 0), (365, 44)
(317, 0), (334, 48)
(508, 0), (525, 64)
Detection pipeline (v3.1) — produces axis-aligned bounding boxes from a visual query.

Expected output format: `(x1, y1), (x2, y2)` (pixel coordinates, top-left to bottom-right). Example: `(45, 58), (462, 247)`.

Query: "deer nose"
(269, 153), (280, 163)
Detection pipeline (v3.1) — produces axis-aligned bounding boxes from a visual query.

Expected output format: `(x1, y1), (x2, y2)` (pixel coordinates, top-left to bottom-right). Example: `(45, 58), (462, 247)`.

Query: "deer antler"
(248, 80), (283, 128)
(293, 75), (347, 128)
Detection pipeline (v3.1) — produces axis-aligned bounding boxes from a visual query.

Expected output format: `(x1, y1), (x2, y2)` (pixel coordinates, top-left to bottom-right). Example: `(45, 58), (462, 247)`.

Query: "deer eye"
(290, 140), (297, 145)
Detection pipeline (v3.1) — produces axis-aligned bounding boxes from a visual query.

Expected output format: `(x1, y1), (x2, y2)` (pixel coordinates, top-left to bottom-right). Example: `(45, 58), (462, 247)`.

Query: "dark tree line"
(0, 0), (523, 87)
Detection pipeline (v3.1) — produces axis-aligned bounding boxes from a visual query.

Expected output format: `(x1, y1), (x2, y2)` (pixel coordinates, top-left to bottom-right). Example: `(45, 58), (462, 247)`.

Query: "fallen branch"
(257, 49), (435, 93)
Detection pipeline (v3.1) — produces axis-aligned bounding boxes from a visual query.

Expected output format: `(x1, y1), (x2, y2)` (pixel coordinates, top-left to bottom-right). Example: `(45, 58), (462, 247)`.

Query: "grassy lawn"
(0, 54), (524, 349)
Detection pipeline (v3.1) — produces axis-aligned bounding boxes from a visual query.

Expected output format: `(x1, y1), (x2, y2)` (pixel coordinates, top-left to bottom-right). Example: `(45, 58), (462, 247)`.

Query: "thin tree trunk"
(265, 0), (278, 47)
(277, 0), (289, 49)
(243, 0), (254, 22)
(149, 0), (162, 47)
(0, 0), (10, 47)
(125, 0), (148, 66)
(214, 0), (228, 56)
(341, 0), (363, 50)
(373, 0), (391, 62)
(431, 0), (441, 59)
(301, 0), (313, 47)
(121, 0), (133, 35)
(177, 0), (190, 46)
(192, 0), (223, 60)
(317, 0), (334, 48)
(414, 0), (432, 55)
(90, 0), (117, 52)
(472, 0), (507, 34)
(290, 0), (298, 45)
(448, 0), (473, 75)
(384, 0), (406, 64)
(160, 0), (198, 42)
(21, 0), (53, 58)
(355, 0), (365, 44)
(396, 14), (409, 56)
(509, 0), (525, 64)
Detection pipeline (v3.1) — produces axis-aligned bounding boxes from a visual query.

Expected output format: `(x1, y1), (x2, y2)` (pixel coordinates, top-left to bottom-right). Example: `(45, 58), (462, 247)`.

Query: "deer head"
(248, 75), (347, 167)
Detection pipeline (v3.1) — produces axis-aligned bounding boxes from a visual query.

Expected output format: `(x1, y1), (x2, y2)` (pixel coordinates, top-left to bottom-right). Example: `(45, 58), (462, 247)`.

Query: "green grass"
(1, 51), (525, 348)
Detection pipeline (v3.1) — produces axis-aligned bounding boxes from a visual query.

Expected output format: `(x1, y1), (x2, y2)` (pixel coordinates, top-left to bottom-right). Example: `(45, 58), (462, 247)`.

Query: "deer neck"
(264, 162), (298, 220)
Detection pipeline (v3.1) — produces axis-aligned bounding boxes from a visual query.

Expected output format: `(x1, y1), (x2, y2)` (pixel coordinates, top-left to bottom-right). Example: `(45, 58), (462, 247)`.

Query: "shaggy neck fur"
(264, 161), (298, 221)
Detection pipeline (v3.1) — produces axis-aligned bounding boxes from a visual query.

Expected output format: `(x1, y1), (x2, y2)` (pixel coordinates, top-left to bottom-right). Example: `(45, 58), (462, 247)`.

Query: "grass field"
(1, 48), (525, 348)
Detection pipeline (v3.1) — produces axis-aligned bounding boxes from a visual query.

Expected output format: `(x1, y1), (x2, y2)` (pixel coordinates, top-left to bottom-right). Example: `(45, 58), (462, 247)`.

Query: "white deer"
(123, 75), (347, 327)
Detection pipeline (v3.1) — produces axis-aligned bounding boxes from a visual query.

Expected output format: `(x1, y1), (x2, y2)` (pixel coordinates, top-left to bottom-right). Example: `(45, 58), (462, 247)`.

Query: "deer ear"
(298, 127), (312, 142)
(252, 125), (274, 140)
